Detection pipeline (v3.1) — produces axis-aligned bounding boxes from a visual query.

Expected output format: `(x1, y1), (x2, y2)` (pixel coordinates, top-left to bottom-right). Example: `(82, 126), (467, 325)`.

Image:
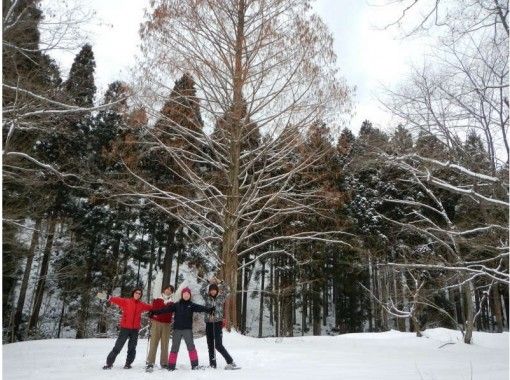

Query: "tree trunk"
(368, 255), (375, 331)
(162, 223), (177, 288)
(236, 268), (243, 330)
(76, 264), (93, 339)
(274, 259), (280, 337)
(12, 218), (41, 342)
(136, 228), (145, 287)
(174, 248), (181, 290)
(77, 236), (97, 339)
(302, 283), (307, 335)
(57, 300), (65, 338)
(312, 282), (322, 335)
(147, 227), (156, 302)
(491, 285), (504, 333)
(118, 227), (131, 297)
(462, 281), (475, 344)
(28, 217), (57, 333)
(109, 234), (121, 296)
(449, 288), (460, 325)
(501, 293), (508, 330)
(220, 0), (246, 331)
(269, 256), (274, 326)
(323, 278), (328, 327)
(474, 289), (482, 331)
(411, 288), (423, 337)
(258, 260), (265, 338)
(241, 259), (249, 334)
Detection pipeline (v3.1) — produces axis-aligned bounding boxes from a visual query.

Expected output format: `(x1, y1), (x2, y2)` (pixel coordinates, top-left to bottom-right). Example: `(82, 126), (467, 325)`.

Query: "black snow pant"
(106, 328), (139, 366)
(206, 321), (233, 367)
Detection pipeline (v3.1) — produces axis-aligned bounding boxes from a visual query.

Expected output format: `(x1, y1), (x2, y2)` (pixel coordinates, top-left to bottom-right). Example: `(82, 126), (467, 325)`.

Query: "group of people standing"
(99, 277), (238, 371)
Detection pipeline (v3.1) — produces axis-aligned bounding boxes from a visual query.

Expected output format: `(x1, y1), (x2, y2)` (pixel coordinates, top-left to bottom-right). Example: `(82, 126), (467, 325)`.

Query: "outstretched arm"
(152, 303), (176, 315)
(192, 303), (214, 313)
(200, 282), (208, 299)
(141, 302), (153, 312)
(216, 282), (231, 304)
(108, 296), (127, 308)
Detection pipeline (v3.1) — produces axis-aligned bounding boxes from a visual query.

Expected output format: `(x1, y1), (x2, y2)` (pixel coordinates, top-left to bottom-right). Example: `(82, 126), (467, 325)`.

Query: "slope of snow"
(3, 328), (508, 380)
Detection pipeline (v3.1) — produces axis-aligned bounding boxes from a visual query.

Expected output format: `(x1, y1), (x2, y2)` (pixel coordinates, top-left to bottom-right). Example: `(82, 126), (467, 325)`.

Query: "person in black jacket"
(150, 287), (214, 371)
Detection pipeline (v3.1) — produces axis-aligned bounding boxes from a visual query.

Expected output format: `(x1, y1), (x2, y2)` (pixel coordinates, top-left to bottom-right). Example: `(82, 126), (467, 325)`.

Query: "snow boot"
(102, 364), (112, 370)
(123, 364), (132, 369)
(225, 362), (241, 370)
(145, 364), (154, 372)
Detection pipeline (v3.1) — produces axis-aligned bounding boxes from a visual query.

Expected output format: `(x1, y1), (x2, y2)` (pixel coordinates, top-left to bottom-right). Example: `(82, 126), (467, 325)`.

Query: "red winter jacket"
(150, 298), (174, 324)
(109, 297), (152, 329)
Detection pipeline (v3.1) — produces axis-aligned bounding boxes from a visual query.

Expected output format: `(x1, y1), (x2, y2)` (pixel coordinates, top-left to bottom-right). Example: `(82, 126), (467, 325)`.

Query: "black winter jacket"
(152, 300), (212, 330)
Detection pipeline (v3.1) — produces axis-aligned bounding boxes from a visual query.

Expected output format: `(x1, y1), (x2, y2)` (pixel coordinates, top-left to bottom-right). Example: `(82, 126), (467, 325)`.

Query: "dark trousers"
(206, 322), (233, 367)
(168, 329), (198, 369)
(106, 328), (139, 366)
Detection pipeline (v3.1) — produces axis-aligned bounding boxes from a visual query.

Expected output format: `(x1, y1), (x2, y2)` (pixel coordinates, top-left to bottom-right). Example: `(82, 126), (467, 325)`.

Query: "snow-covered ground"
(3, 328), (508, 380)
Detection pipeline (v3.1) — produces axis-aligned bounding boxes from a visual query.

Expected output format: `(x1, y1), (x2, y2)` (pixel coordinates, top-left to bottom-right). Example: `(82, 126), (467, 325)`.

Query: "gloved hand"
(222, 318), (227, 328)
(148, 310), (155, 318)
(209, 306), (216, 314)
(96, 291), (109, 301)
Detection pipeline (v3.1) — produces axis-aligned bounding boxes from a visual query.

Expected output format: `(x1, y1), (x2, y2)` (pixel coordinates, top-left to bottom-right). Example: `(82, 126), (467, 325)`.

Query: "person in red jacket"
(101, 288), (152, 370)
(145, 285), (174, 372)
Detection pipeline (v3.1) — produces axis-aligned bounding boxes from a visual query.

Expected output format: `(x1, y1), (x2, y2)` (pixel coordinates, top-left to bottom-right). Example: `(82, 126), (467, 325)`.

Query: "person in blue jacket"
(150, 287), (213, 370)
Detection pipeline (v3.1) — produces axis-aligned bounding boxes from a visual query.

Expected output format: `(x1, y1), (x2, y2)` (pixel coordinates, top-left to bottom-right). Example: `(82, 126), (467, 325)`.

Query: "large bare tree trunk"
(220, 0), (246, 331)
(12, 218), (41, 341)
(28, 217), (57, 333)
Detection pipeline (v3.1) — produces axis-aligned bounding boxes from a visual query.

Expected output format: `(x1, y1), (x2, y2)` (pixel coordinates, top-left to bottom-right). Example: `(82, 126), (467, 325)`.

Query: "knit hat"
(181, 287), (192, 298)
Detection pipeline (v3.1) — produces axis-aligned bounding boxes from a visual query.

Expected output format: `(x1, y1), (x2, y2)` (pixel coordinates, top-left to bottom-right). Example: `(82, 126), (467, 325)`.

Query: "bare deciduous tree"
(131, 0), (352, 328)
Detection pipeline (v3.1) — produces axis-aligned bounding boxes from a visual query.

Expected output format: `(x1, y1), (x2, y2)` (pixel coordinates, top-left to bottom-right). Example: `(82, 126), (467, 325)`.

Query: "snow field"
(3, 328), (508, 380)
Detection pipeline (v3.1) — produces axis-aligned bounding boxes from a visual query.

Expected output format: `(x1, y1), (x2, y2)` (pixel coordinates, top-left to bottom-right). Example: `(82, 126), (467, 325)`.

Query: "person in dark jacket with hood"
(150, 287), (214, 371)
(201, 277), (238, 369)
(98, 288), (153, 370)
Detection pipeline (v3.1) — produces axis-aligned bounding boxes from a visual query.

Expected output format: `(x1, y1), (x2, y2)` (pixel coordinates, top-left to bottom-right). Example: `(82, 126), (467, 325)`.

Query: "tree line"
(2, 0), (508, 344)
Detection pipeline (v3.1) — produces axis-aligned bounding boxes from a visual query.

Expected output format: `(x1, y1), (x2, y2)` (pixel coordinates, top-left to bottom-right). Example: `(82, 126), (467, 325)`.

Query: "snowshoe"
(191, 365), (207, 370)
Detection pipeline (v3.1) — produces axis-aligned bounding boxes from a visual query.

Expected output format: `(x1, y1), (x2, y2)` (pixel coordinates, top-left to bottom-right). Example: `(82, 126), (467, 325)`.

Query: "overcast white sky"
(41, 0), (428, 134)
